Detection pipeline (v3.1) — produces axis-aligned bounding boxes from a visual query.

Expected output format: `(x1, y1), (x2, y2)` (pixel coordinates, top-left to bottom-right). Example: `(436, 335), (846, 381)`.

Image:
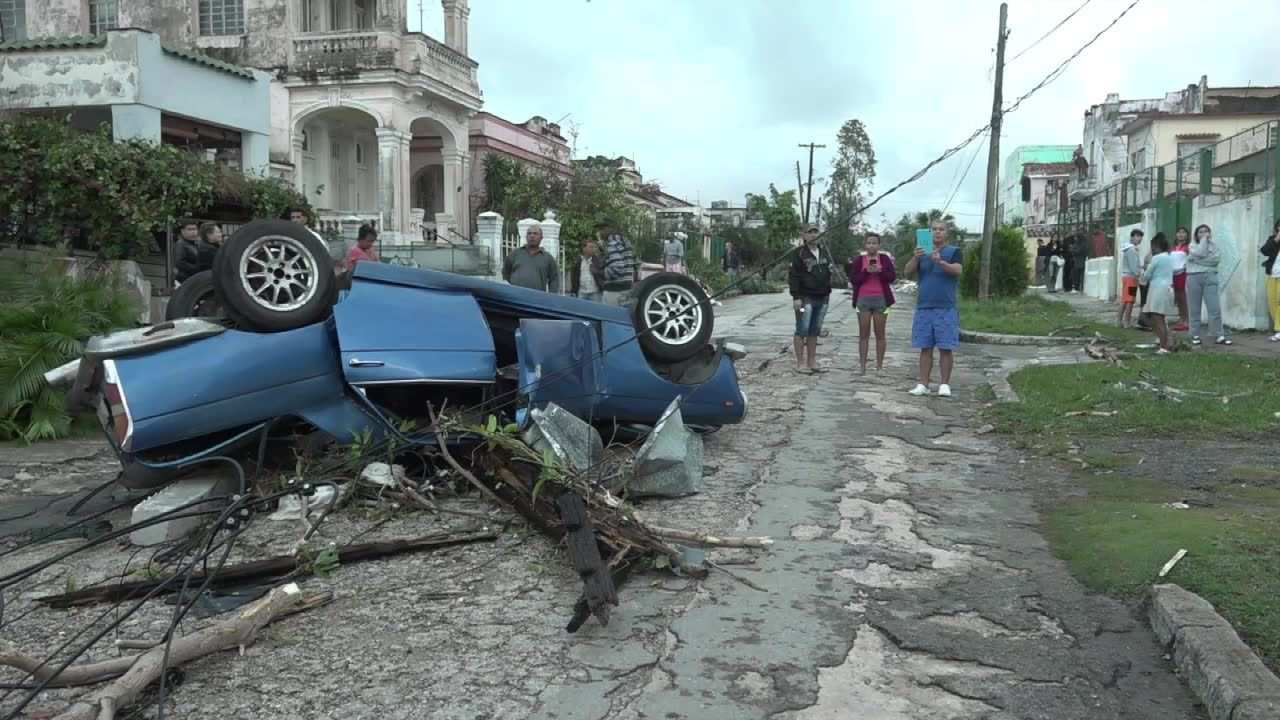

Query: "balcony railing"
(289, 30), (479, 97)
(291, 30), (397, 72)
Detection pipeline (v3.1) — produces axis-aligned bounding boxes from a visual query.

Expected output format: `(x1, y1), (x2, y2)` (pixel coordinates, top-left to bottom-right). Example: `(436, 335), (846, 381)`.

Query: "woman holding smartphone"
(848, 232), (897, 375)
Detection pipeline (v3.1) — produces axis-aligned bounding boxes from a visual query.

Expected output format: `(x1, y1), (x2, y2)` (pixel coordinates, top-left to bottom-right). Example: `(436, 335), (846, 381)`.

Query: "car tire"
(632, 272), (714, 363)
(213, 219), (335, 333)
(165, 270), (223, 321)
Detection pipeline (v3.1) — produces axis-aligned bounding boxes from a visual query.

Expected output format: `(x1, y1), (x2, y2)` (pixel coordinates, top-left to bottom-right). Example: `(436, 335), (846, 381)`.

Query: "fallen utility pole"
(798, 142), (826, 225)
(978, 2), (1008, 301)
(36, 530), (499, 608)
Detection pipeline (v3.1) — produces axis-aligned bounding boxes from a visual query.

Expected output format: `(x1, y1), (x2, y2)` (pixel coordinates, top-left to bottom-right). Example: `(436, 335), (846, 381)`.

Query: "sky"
(411, 0), (1280, 231)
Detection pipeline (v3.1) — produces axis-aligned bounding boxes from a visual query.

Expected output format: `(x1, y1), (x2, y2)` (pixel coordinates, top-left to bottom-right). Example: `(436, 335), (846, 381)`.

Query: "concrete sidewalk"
(1044, 288), (1280, 359)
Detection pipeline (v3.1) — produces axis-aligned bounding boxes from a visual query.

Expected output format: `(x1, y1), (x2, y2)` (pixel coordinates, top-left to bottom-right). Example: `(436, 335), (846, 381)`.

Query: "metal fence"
(1046, 119), (1279, 245)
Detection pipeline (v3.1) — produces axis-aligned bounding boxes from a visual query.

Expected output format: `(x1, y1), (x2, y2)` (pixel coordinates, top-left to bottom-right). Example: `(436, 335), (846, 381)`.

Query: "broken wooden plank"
(36, 531), (498, 608)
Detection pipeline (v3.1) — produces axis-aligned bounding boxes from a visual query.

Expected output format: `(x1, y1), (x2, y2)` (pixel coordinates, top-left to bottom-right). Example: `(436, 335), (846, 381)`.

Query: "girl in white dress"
(1140, 232), (1177, 353)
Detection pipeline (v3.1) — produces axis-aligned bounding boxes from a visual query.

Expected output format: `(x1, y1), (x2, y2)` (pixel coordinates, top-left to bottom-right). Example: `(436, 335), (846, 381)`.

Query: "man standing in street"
(1117, 228), (1144, 328)
(503, 224), (561, 293)
(664, 232), (686, 274)
(597, 218), (639, 307)
(570, 239), (605, 302)
(1069, 227), (1089, 293)
(723, 240), (741, 286)
(788, 224), (834, 374)
(906, 220), (963, 397)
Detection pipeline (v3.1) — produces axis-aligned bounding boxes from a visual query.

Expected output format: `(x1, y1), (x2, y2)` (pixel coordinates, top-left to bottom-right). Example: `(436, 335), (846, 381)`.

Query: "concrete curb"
(959, 329), (1090, 346)
(1149, 584), (1280, 720)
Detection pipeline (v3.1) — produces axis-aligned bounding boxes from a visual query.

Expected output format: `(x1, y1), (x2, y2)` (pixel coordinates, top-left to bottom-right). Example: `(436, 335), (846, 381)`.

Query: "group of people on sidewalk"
(788, 220), (962, 397)
(503, 218), (640, 306)
(1035, 230), (1090, 293)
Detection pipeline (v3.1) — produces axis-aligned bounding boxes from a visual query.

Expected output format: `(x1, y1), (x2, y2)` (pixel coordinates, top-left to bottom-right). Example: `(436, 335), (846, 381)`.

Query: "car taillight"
(101, 360), (134, 451)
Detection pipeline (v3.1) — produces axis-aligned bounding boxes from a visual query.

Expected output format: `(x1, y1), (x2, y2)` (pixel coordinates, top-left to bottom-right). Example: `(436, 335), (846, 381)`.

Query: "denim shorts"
(911, 307), (960, 350)
(794, 296), (829, 337)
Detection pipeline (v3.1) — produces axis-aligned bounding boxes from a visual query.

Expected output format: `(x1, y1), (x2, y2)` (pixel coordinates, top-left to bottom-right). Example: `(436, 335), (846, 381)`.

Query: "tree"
(823, 119), (877, 259)
(886, 210), (963, 272)
(745, 185), (802, 255)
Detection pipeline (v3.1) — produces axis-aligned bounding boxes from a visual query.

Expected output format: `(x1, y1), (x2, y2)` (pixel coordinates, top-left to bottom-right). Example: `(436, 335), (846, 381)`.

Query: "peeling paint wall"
(195, 0), (288, 70)
(119, 0), (195, 47)
(0, 48), (140, 109)
(26, 0), (82, 37)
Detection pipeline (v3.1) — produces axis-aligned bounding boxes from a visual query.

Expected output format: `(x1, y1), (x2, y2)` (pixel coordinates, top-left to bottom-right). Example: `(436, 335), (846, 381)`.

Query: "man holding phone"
(788, 224), (835, 373)
(905, 220), (963, 397)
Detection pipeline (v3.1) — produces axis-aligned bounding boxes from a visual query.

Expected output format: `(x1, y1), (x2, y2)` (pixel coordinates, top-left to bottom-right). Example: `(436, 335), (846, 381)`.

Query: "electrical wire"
(1006, 0), (1093, 66)
(942, 132), (988, 216)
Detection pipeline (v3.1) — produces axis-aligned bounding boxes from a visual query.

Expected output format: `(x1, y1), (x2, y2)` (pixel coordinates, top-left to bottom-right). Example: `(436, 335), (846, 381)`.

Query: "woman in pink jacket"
(847, 232), (897, 375)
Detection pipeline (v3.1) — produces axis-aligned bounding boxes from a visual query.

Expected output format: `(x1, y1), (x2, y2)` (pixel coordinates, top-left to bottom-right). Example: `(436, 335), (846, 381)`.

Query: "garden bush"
(0, 116), (310, 259)
(960, 225), (1030, 299)
(0, 255), (138, 442)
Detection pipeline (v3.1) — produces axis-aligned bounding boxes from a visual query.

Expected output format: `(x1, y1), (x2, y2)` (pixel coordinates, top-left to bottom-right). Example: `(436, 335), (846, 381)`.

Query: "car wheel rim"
(239, 234), (319, 312)
(643, 284), (704, 346)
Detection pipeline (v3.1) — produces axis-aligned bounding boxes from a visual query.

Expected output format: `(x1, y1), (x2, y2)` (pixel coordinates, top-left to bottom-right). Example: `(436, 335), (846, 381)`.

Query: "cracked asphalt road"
(0, 291), (1206, 720)
(544, 290), (1203, 720)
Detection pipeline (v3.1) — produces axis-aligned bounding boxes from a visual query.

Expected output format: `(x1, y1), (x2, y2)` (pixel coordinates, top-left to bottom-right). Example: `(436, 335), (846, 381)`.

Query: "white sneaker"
(908, 384), (929, 396)
(1271, 333), (1280, 342)
(937, 384), (953, 397)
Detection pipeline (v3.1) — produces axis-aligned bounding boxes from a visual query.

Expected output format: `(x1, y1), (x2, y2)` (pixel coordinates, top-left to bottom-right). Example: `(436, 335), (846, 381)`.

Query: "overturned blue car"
(46, 220), (748, 489)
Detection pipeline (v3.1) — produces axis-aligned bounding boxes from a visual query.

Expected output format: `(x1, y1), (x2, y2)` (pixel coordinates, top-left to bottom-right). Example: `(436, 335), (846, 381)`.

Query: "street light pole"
(979, 2), (1008, 301)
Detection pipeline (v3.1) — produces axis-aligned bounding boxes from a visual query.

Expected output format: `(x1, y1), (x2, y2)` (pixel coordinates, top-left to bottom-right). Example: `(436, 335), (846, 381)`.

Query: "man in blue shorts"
(905, 220), (964, 397)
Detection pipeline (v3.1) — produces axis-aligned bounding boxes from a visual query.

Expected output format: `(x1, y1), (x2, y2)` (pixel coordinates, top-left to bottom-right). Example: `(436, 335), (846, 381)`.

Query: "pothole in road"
(853, 391), (938, 422)
(924, 611), (1071, 642)
(774, 624), (1006, 720)
(840, 436), (914, 496)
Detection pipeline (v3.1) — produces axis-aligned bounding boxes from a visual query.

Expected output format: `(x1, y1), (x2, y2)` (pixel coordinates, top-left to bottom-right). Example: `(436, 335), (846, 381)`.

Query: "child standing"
(1117, 228), (1144, 328)
(1140, 232), (1176, 353)
(1170, 227), (1191, 331)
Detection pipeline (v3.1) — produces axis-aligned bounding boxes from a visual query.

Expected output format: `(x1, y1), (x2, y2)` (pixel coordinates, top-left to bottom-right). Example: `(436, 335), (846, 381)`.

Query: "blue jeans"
(794, 297), (829, 337)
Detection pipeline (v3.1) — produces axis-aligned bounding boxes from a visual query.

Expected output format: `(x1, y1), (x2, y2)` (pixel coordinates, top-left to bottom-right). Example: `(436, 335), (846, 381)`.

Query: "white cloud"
(448, 0), (1280, 228)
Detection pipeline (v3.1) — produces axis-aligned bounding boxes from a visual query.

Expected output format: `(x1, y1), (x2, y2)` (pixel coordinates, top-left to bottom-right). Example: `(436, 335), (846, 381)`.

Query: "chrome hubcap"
(239, 235), (319, 312)
(643, 284), (704, 346)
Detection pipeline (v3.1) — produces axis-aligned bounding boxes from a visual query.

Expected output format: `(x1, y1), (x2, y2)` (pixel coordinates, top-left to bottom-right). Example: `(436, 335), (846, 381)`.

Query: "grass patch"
(1082, 451), (1136, 470)
(1230, 465), (1280, 484)
(1046, 474), (1280, 671)
(959, 294), (1126, 340)
(987, 353), (1280, 438)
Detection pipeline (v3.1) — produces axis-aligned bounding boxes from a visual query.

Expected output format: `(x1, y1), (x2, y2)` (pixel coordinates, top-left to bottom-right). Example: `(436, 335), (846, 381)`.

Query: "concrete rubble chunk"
(130, 471), (234, 546)
(523, 403), (603, 474)
(1232, 698), (1280, 720)
(1173, 625), (1280, 720)
(1150, 583), (1232, 646)
(360, 462), (408, 488)
(628, 398), (703, 498)
(269, 484), (340, 521)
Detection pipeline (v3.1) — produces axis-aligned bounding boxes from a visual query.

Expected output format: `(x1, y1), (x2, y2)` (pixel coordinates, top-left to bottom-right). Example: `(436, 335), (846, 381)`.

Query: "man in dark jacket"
(788, 224), (834, 373)
(173, 219), (201, 284)
(722, 241), (741, 286)
(569, 239), (606, 302)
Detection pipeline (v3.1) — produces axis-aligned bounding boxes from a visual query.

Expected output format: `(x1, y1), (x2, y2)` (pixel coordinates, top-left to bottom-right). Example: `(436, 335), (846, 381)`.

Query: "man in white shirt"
(664, 233), (686, 274)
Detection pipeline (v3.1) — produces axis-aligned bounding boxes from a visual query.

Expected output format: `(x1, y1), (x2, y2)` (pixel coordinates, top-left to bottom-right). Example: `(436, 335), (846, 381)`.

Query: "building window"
(1177, 141), (1213, 173)
(353, 0), (370, 29)
(199, 0), (245, 35)
(1130, 148), (1147, 172)
(87, 0), (117, 35)
(300, 130), (309, 152)
(0, 0), (27, 42)
(355, 143), (363, 165)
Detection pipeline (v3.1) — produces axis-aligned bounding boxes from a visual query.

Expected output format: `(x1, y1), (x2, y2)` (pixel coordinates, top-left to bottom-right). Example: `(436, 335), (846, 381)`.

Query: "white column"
(398, 132), (413, 240)
(475, 211), (503, 279)
(291, 135), (305, 193)
(436, 148), (465, 240)
(240, 131), (270, 176)
(541, 210), (564, 290)
(374, 128), (407, 235)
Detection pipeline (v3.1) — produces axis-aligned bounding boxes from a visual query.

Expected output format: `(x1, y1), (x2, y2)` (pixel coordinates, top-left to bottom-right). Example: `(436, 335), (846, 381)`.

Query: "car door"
(333, 281), (496, 386)
(515, 319), (602, 420)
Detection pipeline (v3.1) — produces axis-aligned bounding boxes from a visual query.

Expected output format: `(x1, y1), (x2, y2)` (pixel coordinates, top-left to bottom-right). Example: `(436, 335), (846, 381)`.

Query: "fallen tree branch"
(49, 583), (312, 720)
(708, 560), (767, 592)
(642, 524), (773, 549)
(1048, 324), (1087, 337)
(1064, 410), (1117, 418)
(0, 642), (139, 687)
(36, 531), (498, 608)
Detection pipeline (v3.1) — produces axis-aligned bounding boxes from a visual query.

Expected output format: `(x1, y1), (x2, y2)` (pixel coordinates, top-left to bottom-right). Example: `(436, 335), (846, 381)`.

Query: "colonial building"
(7, 0), (481, 240)
(999, 145), (1074, 223)
(1019, 162), (1072, 237)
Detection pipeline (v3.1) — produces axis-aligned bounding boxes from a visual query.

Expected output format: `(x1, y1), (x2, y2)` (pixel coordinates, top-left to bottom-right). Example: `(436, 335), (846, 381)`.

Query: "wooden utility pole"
(795, 161), (806, 219)
(798, 143), (826, 226)
(978, 2), (1008, 301)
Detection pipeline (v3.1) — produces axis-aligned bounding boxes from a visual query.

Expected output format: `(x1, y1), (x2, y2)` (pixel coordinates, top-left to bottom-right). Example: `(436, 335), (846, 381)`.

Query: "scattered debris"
(35, 531), (498, 608)
(628, 398), (704, 498)
(523, 404), (604, 473)
(1, 583), (328, 720)
(976, 423), (996, 434)
(1158, 548), (1189, 577)
(1048, 324), (1087, 337)
(359, 462), (407, 488)
(1161, 502), (1191, 510)
(1065, 410), (1118, 418)
(1084, 337), (1136, 366)
(269, 484), (340, 521)
(130, 471), (237, 547)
